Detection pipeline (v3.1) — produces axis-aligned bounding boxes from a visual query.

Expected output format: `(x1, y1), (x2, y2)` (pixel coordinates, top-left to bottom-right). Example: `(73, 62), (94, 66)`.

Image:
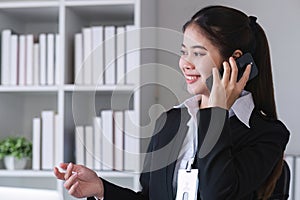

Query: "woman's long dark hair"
(183, 5), (281, 199)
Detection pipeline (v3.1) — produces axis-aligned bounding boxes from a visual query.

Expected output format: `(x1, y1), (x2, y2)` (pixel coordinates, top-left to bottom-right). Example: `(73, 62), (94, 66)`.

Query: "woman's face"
(179, 24), (223, 95)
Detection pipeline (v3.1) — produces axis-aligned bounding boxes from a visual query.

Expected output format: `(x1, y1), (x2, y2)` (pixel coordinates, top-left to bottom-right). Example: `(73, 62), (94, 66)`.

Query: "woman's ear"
(232, 50), (243, 59)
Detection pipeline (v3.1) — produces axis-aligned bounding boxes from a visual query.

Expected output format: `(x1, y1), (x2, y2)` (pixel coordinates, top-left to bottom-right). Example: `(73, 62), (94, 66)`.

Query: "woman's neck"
(199, 95), (209, 109)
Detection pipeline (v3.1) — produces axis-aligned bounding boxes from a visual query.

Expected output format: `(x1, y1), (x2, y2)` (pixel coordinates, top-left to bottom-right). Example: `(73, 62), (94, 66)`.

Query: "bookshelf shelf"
(0, 170), (55, 177)
(0, 1), (59, 9)
(63, 84), (135, 92)
(0, 5), (59, 37)
(0, 86), (59, 92)
(64, 3), (134, 23)
(65, 0), (135, 7)
(0, 4), (59, 23)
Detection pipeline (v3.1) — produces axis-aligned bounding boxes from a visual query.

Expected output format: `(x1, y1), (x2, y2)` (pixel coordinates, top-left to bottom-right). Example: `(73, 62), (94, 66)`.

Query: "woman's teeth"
(185, 75), (200, 84)
(186, 76), (198, 80)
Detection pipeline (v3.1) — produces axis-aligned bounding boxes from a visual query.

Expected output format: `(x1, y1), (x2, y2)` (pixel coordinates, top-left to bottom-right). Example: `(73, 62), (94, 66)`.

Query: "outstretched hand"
(54, 163), (104, 199)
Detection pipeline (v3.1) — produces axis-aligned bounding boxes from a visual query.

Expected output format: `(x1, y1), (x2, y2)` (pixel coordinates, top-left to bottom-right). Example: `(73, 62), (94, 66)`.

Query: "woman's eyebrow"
(181, 43), (207, 51)
(191, 45), (207, 50)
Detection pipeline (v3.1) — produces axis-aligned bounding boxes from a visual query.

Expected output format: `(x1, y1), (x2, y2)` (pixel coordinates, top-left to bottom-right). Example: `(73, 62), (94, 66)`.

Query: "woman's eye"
(180, 50), (188, 56)
(193, 52), (205, 56)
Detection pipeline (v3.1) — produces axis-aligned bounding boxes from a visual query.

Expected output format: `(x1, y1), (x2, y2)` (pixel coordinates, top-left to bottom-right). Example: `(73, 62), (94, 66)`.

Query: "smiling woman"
(54, 5), (290, 200)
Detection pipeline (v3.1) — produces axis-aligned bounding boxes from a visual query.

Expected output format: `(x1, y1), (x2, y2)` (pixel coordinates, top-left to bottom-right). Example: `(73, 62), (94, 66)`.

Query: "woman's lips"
(185, 75), (200, 84)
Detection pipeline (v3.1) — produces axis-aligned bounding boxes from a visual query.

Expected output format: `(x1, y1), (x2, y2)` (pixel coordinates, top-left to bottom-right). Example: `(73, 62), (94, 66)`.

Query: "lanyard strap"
(186, 157), (195, 172)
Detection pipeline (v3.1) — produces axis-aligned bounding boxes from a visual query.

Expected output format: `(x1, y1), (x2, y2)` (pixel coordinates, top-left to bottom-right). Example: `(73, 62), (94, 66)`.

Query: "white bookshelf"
(0, 169), (54, 177)
(63, 84), (135, 92)
(0, 0), (156, 199)
(0, 86), (59, 92)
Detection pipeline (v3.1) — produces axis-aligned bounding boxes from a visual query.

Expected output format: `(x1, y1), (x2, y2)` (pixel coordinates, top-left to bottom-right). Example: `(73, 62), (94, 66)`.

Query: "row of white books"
(1, 30), (60, 86)
(74, 25), (139, 85)
(32, 110), (62, 170)
(75, 110), (139, 171)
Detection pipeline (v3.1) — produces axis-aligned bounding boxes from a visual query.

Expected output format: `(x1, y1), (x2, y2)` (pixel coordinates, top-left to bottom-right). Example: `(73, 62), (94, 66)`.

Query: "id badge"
(175, 169), (198, 200)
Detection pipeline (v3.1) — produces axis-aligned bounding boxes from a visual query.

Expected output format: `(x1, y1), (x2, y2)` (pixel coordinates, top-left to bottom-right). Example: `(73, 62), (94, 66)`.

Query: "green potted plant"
(0, 136), (32, 170)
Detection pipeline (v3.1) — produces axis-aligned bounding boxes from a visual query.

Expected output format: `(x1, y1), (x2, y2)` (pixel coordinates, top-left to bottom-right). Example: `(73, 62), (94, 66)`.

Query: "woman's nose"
(183, 61), (195, 71)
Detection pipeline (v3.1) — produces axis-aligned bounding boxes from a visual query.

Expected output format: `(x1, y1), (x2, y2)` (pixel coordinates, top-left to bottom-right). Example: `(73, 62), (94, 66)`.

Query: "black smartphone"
(206, 53), (258, 91)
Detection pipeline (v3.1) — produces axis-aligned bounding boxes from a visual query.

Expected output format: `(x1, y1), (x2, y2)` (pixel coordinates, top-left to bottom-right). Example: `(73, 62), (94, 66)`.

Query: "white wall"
(154, 0), (300, 154)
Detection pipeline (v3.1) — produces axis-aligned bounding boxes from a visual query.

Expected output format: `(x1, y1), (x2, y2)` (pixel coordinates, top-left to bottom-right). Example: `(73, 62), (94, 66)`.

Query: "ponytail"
(257, 155), (284, 200)
(245, 22), (277, 119)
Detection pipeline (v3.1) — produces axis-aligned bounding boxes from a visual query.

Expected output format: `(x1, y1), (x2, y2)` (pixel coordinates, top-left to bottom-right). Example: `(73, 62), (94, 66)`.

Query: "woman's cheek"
(195, 64), (213, 80)
(179, 58), (185, 71)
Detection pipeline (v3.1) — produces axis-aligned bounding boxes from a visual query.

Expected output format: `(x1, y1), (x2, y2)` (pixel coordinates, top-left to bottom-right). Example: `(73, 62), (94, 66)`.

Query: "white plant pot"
(4, 156), (27, 170)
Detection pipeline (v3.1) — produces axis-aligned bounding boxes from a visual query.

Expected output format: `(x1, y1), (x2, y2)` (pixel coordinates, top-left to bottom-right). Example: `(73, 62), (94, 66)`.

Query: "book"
(41, 110), (54, 170)
(85, 126), (94, 169)
(114, 111), (124, 171)
(1, 29), (12, 85)
(32, 118), (41, 170)
(55, 34), (60, 85)
(94, 117), (102, 170)
(116, 26), (125, 85)
(54, 114), (63, 165)
(83, 28), (92, 85)
(125, 26), (140, 84)
(26, 34), (34, 85)
(104, 26), (116, 85)
(39, 34), (47, 85)
(101, 110), (114, 170)
(18, 35), (26, 86)
(91, 26), (104, 85)
(75, 126), (85, 165)
(124, 110), (139, 171)
(74, 33), (83, 85)
(33, 44), (40, 85)
(10, 34), (18, 86)
(47, 34), (55, 85)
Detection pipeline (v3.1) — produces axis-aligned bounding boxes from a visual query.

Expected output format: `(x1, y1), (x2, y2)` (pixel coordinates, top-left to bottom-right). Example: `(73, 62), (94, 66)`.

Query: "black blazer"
(89, 107), (289, 200)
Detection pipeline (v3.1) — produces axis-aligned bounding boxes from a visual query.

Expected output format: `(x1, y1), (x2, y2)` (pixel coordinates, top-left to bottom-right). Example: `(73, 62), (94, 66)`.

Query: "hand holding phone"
(206, 53), (258, 91)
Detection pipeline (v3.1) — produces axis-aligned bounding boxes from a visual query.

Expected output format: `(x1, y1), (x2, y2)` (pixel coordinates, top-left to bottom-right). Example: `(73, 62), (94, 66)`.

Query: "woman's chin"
(187, 84), (209, 95)
(187, 85), (201, 95)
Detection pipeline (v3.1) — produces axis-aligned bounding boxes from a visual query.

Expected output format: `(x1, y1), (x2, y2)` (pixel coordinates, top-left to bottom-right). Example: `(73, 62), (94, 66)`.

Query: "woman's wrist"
(95, 178), (104, 200)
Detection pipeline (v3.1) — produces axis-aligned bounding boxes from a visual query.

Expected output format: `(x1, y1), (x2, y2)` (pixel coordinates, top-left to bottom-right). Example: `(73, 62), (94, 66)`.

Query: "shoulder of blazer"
(150, 107), (189, 148)
(248, 109), (290, 151)
(154, 107), (189, 131)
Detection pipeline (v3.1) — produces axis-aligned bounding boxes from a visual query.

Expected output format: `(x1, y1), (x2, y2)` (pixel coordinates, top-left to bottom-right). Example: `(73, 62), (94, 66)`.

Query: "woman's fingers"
(68, 181), (81, 197)
(64, 162), (74, 180)
(238, 64), (251, 89)
(221, 61), (230, 86)
(209, 56), (252, 110)
(54, 163), (97, 198)
(212, 67), (221, 83)
(53, 167), (65, 180)
(59, 163), (69, 170)
(65, 174), (84, 198)
(64, 172), (78, 190)
(229, 57), (238, 83)
(54, 163), (81, 181)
